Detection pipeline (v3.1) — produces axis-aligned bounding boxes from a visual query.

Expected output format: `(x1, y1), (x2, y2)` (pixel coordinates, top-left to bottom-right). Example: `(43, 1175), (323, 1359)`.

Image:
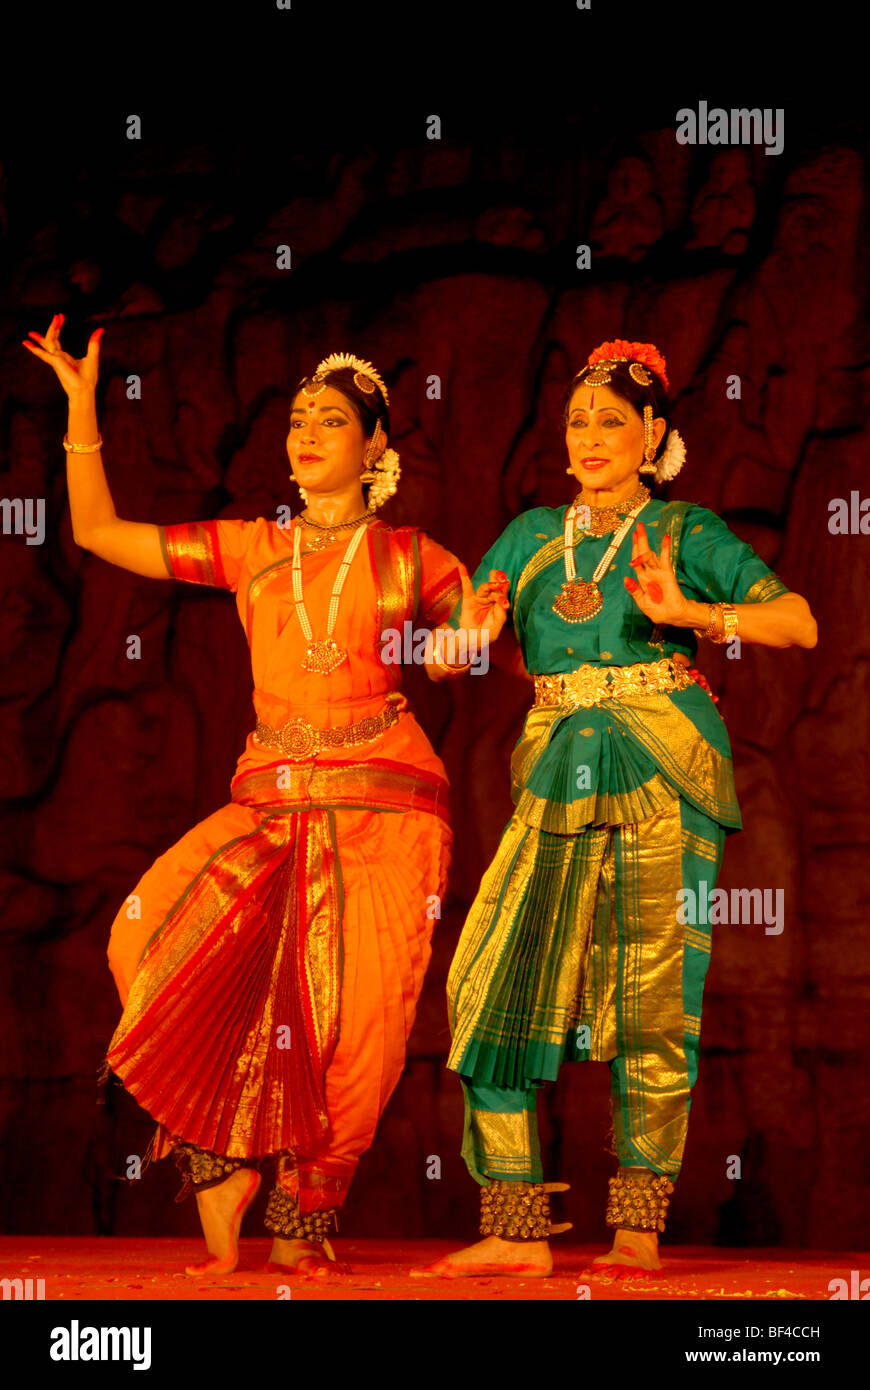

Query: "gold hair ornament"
(311, 351), (390, 404)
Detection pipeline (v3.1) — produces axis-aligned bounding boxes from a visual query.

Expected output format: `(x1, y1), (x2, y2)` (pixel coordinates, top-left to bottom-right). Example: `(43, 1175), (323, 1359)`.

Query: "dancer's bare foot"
(185, 1168), (261, 1276)
(411, 1234), (553, 1280)
(267, 1236), (351, 1278)
(587, 1228), (662, 1277)
(267, 1237), (318, 1271)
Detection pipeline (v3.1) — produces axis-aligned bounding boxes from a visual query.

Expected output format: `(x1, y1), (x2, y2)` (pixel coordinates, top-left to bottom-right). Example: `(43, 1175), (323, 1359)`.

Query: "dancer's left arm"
(626, 514), (817, 649)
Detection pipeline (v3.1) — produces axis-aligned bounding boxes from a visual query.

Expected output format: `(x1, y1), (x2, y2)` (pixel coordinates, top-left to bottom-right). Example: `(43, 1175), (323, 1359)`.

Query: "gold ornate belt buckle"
(533, 659), (693, 710)
(277, 717), (318, 761)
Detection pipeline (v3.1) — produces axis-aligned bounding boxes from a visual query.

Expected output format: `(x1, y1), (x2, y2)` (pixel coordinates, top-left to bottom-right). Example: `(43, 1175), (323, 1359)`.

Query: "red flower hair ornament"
(586, 339), (670, 392)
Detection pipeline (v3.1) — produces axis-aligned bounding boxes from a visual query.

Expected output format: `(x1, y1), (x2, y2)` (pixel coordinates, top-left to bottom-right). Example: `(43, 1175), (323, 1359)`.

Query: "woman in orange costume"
(23, 322), (480, 1278)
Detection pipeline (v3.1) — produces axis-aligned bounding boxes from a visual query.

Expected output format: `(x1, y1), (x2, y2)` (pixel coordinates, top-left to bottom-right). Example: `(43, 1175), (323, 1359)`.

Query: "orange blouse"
(158, 516), (463, 801)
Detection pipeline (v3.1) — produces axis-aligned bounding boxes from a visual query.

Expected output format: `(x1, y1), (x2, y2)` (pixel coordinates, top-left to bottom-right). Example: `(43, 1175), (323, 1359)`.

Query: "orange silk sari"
(104, 517), (461, 1165)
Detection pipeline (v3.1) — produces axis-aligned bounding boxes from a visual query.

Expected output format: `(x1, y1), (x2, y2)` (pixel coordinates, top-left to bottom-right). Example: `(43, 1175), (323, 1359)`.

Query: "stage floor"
(0, 1238), (859, 1300)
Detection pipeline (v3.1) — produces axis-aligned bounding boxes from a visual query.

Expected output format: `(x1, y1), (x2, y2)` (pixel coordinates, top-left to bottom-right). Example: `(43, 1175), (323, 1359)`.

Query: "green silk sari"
(445, 497), (789, 1175)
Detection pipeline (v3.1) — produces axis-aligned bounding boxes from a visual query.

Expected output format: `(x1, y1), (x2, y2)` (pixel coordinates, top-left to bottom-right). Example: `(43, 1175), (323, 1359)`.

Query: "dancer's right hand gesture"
(21, 313), (103, 398)
(456, 564), (511, 642)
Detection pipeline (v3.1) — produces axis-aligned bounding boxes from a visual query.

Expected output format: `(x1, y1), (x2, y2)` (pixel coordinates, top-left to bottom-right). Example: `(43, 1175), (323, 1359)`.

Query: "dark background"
(0, 7), (867, 1248)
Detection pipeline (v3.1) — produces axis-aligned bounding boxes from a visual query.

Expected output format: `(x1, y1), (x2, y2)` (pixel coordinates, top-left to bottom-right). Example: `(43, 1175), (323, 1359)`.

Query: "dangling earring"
(360, 421), (383, 485)
(638, 404), (657, 475)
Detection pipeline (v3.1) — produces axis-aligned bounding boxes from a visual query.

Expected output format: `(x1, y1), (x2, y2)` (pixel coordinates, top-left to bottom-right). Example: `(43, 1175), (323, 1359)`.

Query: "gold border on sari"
(471, 1110), (538, 1178)
(369, 524), (415, 651)
(231, 758), (451, 824)
(612, 801), (690, 1171)
(303, 810), (344, 1068)
(160, 522), (229, 588)
(743, 574), (789, 604)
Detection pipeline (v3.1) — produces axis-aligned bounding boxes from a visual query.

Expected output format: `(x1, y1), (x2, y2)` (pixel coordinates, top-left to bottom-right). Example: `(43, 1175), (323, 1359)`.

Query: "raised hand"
(623, 521), (690, 626)
(21, 313), (104, 398)
(456, 564), (511, 641)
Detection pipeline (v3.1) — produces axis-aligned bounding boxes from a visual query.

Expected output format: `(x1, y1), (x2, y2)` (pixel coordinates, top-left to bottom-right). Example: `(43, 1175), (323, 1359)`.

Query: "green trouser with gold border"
(450, 797), (725, 1184)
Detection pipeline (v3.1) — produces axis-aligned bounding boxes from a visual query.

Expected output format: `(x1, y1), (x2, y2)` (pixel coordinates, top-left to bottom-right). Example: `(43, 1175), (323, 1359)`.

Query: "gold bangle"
(430, 651), (473, 676)
(427, 629), (473, 676)
(63, 434), (103, 453)
(710, 603), (738, 643)
(693, 603), (719, 641)
(686, 600), (722, 636)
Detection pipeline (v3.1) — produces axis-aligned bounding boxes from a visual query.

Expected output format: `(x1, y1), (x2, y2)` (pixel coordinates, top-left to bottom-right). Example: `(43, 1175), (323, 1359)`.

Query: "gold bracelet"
(430, 651), (473, 676)
(709, 603), (738, 644)
(63, 434), (103, 454)
(427, 629), (473, 676)
(693, 602), (722, 641)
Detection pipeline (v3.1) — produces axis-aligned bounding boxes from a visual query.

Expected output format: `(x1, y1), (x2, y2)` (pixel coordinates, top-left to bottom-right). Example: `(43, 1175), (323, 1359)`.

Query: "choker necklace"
(552, 492), (650, 623)
(575, 483), (650, 538)
(298, 510), (371, 552)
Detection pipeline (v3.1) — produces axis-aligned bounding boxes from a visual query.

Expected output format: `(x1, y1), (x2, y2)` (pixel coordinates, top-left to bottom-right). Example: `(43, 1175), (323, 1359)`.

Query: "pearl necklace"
(291, 520), (368, 673)
(552, 495), (650, 624)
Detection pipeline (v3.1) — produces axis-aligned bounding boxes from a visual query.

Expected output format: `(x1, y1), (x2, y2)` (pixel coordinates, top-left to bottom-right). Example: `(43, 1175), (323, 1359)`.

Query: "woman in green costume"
(418, 339), (817, 1280)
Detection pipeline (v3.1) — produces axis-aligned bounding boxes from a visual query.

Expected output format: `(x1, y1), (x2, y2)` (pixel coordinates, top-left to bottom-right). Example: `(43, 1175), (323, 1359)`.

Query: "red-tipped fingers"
(624, 575), (640, 593)
(631, 526), (655, 567)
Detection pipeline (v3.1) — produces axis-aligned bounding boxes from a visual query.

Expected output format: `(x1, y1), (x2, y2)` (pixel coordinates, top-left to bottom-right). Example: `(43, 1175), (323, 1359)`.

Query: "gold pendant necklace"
(552, 495), (650, 624)
(292, 520), (369, 672)
(552, 576), (605, 623)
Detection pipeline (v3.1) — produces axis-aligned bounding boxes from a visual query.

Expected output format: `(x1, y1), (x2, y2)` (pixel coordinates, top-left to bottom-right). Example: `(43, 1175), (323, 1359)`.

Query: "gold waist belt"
(253, 695), (400, 761)
(533, 658), (695, 709)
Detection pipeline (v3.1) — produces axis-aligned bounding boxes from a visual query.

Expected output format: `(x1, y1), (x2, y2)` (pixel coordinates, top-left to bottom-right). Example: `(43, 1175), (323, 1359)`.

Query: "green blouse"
(455, 498), (789, 834)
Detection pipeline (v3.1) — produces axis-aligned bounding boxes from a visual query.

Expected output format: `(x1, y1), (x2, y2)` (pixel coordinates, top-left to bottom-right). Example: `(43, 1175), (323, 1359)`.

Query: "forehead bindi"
(290, 393), (351, 418)
(569, 387), (627, 416)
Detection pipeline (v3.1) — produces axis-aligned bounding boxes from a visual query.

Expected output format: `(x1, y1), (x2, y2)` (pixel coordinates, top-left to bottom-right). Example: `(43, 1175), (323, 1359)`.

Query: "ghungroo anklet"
(479, 1180), (552, 1242)
(264, 1184), (338, 1243)
(172, 1144), (253, 1202)
(605, 1168), (675, 1233)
